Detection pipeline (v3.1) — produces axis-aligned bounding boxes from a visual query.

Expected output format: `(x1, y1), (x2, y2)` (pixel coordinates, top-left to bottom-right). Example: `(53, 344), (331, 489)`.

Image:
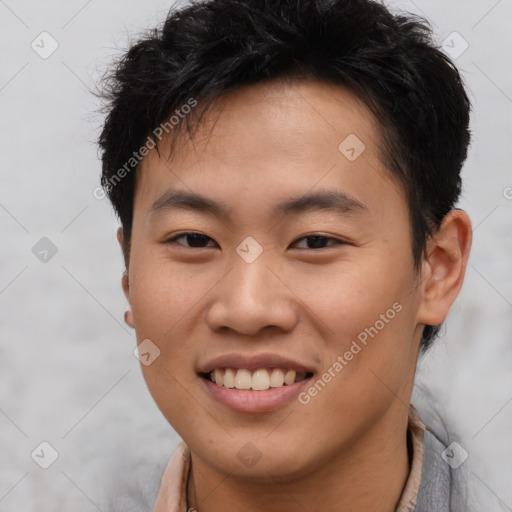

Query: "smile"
(205, 368), (311, 391)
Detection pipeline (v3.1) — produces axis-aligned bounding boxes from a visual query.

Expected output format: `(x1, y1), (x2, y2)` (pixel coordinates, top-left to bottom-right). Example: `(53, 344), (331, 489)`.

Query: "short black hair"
(97, 0), (472, 352)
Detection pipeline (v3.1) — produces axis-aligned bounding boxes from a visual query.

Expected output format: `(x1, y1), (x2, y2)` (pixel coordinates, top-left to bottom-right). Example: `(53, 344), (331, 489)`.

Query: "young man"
(97, 0), (474, 510)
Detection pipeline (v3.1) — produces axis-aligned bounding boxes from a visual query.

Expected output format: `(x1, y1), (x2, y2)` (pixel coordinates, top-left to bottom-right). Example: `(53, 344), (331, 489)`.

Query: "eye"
(165, 232), (217, 248)
(165, 232), (344, 250)
(290, 234), (343, 249)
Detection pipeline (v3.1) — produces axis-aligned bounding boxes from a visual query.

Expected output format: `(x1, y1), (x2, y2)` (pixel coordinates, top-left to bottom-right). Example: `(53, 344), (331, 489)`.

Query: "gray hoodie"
(106, 407), (483, 511)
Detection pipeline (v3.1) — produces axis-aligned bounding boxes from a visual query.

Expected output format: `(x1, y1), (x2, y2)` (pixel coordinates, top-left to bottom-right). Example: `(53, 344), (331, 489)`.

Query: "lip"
(197, 352), (315, 374)
(199, 373), (313, 413)
(197, 352), (315, 413)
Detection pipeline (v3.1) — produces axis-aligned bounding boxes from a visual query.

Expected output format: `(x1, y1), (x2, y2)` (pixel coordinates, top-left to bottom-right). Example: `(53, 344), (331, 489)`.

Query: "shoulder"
(413, 405), (477, 512)
(106, 454), (170, 512)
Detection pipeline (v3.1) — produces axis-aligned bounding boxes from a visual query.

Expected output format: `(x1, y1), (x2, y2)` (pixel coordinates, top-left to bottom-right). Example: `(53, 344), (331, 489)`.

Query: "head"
(98, 0), (472, 484)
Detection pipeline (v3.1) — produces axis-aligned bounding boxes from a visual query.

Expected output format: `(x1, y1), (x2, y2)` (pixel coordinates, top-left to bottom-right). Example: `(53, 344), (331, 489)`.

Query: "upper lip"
(198, 352), (315, 374)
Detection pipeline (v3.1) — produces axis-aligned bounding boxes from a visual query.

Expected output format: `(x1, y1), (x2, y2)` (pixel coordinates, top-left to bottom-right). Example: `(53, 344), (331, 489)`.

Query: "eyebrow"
(149, 188), (368, 220)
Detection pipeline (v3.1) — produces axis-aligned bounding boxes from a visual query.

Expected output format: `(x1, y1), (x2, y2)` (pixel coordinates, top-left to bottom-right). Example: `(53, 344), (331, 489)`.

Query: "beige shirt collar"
(154, 407), (426, 512)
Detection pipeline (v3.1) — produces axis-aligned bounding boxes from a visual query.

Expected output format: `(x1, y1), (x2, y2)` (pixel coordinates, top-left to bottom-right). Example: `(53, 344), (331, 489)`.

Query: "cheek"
(294, 254), (417, 398)
(290, 253), (410, 338)
(129, 259), (204, 428)
(129, 252), (210, 340)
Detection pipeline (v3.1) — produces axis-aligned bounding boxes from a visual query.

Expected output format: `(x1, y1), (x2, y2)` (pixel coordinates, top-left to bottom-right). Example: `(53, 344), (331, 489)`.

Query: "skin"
(118, 77), (472, 511)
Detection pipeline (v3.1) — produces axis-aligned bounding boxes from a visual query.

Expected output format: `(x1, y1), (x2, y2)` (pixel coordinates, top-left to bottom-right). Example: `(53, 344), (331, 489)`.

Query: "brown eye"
(166, 232), (217, 248)
(291, 235), (342, 249)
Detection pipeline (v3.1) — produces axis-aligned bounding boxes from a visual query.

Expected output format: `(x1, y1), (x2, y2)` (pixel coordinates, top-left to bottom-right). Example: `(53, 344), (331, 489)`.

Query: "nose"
(206, 254), (299, 336)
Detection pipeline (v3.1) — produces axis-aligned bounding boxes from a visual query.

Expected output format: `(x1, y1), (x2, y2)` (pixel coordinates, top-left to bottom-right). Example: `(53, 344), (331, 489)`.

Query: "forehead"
(133, 78), (405, 223)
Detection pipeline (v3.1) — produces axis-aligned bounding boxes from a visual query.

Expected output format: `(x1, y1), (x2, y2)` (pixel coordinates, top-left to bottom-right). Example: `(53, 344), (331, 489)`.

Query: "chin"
(189, 434), (316, 482)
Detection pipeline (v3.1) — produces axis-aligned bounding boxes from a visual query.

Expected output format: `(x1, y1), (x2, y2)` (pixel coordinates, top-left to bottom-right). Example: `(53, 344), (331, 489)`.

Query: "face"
(123, 78), (427, 481)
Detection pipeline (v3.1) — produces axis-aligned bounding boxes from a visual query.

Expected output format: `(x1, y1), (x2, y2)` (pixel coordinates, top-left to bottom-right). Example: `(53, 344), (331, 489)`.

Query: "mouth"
(197, 353), (316, 412)
(200, 367), (314, 391)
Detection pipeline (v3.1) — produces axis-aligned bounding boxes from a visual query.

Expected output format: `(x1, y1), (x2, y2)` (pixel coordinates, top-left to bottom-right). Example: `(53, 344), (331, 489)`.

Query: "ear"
(416, 209), (472, 326)
(117, 227), (135, 328)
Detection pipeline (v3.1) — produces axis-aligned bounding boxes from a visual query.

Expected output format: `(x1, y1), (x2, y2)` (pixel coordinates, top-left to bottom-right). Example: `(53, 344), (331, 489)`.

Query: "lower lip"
(200, 375), (312, 413)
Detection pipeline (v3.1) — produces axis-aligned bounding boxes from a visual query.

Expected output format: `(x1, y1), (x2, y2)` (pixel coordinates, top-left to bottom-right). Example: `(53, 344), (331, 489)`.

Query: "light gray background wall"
(0, 0), (511, 510)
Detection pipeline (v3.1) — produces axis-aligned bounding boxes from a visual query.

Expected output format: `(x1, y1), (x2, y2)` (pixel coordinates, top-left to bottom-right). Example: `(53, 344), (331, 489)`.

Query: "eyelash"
(164, 232), (344, 250)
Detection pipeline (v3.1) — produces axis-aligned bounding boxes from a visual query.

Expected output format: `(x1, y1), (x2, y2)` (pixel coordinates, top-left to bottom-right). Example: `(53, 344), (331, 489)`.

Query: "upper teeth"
(210, 368), (306, 391)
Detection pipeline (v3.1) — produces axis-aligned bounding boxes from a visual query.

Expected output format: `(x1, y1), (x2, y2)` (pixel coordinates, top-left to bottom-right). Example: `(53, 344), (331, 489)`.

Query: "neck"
(187, 403), (411, 512)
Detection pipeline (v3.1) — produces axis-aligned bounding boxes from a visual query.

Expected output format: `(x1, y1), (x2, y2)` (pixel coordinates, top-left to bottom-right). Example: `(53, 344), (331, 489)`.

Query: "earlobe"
(117, 227), (135, 328)
(121, 272), (135, 328)
(417, 210), (472, 326)
(121, 271), (135, 328)
(124, 309), (135, 328)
